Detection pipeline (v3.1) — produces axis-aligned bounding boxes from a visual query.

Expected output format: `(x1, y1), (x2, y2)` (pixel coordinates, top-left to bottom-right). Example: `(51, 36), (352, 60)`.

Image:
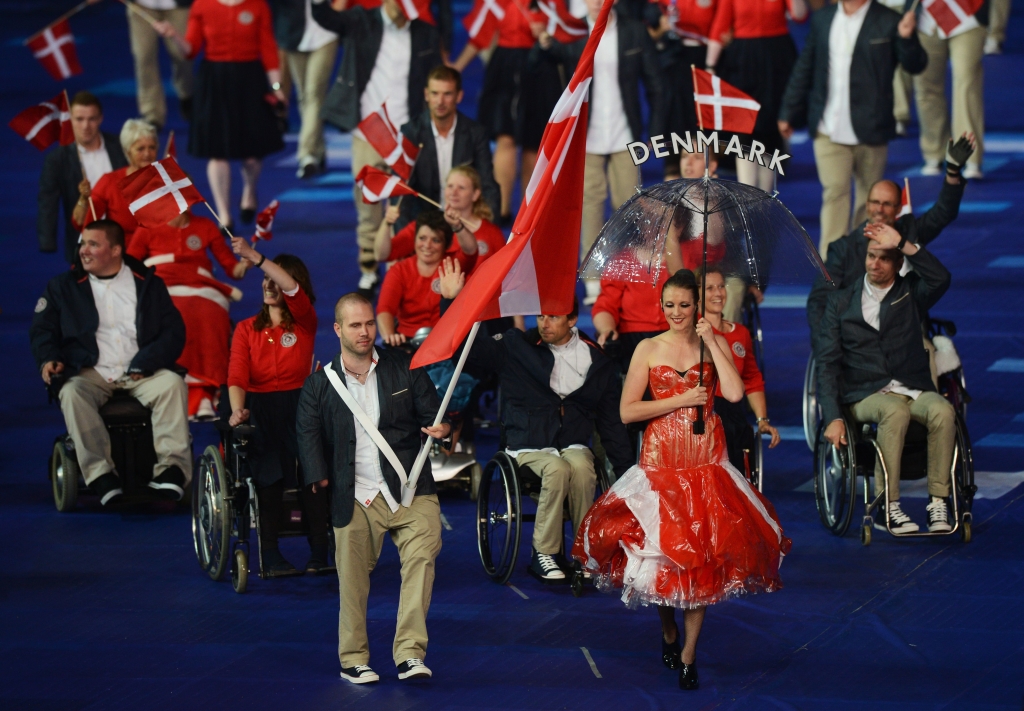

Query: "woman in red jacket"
(129, 211), (248, 418)
(592, 262), (669, 371)
(156, 0), (286, 231)
(226, 238), (329, 576)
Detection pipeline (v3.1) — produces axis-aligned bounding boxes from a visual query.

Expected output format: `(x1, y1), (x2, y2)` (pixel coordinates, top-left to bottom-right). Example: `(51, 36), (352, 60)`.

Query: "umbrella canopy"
(579, 178), (831, 290)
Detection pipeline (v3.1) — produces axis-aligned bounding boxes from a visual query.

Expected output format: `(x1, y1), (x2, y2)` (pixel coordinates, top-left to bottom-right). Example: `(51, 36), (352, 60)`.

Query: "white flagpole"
(401, 320), (482, 507)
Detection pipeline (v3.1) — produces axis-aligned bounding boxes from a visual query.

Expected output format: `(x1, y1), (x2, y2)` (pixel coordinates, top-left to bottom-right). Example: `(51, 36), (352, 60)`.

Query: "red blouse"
(74, 166), (139, 248)
(128, 214), (239, 275)
(713, 320), (764, 397)
(185, 0), (279, 70)
(377, 252), (476, 338)
(709, 0), (805, 42)
(592, 270), (669, 334)
(228, 287), (318, 392)
(651, 0), (719, 40)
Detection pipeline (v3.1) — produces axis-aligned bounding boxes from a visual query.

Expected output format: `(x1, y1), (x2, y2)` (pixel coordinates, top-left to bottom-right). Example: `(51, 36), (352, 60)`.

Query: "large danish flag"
(118, 157), (206, 228)
(463, 0), (507, 48)
(692, 67), (761, 134)
(8, 91), (73, 151)
(27, 20), (82, 81)
(356, 104), (420, 180)
(411, 0), (613, 368)
(355, 166), (418, 203)
(922, 0), (982, 38)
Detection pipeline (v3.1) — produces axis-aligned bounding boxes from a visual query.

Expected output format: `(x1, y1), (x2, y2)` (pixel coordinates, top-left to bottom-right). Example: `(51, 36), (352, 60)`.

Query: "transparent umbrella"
(579, 177), (831, 431)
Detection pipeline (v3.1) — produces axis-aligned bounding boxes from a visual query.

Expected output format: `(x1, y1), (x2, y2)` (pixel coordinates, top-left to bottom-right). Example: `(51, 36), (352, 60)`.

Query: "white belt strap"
(323, 362), (408, 489)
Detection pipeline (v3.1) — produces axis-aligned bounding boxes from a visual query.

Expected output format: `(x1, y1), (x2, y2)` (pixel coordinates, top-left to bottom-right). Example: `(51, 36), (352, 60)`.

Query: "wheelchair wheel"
(477, 453), (521, 585)
(570, 568), (584, 597)
(953, 413), (976, 518)
(232, 548), (248, 594)
(961, 520), (972, 543)
(469, 463), (483, 502)
(861, 523), (872, 546)
(51, 437), (79, 513)
(743, 297), (765, 376)
(746, 429), (764, 492)
(597, 455), (615, 495)
(802, 355), (820, 452)
(814, 423), (856, 536)
(192, 445), (231, 582)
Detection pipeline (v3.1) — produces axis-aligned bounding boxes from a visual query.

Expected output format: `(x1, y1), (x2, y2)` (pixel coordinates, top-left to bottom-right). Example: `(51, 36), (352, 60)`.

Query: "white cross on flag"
(463, 0), (507, 48)
(8, 91), (73, 151)
(411, 0), (614, 369)
(922, 0), (982, 38)
(536, 0), (588, 44)
(118, 157), (206, 228)
(897, 178), (912, 218)
(356, 104), (420, 180)
(397, 0), (434, 23)
(253, 200), (280, 242)
(356, 166), (418, 203)
(27, 20), (82, 81)
(692, 67), (761, 134)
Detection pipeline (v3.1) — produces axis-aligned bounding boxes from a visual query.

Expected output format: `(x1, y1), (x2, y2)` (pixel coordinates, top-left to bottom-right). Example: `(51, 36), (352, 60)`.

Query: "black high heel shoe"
(678, 660), (699, 690)
(661, 630), (681, 670)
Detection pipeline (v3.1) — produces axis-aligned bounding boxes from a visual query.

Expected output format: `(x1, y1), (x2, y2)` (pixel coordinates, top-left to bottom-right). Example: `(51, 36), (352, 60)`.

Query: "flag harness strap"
(323, 362), (411, 499)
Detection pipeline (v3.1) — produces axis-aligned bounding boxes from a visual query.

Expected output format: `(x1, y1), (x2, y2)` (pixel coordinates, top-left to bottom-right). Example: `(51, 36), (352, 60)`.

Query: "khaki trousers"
(127, 7), (192, 128)
(723, 275), (746, 324)
(334, 494), (442, 668)
(989, 0), (1011, 43)
(350, 135), (387, 274)
(914, 28), (986, 168)
(849, 391), (955, 500)
(58, 367), (192, 485)
(516, 448), (596, 555)
(812, 134), (888, 257)
(285, 40), (339, 167)
(893, 67), (914, 124)
(582, 151), (638, 264)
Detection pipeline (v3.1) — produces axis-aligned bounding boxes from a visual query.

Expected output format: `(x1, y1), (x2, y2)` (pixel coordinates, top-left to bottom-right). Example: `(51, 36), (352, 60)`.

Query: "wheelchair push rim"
(192, 445), (231, 581)
(51, 437), (79, 513)
(803, 355), (820, 453)
(476, 454), (521, 585)
(814, 423), (856, 536)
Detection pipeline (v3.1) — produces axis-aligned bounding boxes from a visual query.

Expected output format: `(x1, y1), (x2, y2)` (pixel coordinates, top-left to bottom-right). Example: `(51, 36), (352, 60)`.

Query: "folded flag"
(356, 104), (420, 180)
(118, 157), (206, 228)
(254, 200), (280, 242)
(356, 166), (418, 204)
(692, 67), (761, 134)
(27, 19), (82, 81)
(9, 91), (73, 151)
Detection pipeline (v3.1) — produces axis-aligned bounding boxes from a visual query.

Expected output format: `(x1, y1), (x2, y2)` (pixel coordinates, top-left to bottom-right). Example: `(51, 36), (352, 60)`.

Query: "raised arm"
(231, 236), (297, 293)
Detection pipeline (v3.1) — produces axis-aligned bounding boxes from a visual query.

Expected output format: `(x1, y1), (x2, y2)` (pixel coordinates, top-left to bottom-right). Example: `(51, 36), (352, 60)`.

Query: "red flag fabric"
(536, 0), (588, 44)
(254, 199), (280, 242)
(27, 19), (82, 81)
(922, 0), (982, 38)
(164, 131), (177, 159)
(463, 0), (508, 48)
(897, 178), (912, 218)
(118, 157), (206, 228)
(397, 0), (434, 23)
(692, 67), (761, 133)
(355, 166), (418, 203)
(356, 105), (420, 180)
(348, 0), (439, 25)
(411, 0), (613, 369)
(8, 92), (72, 151)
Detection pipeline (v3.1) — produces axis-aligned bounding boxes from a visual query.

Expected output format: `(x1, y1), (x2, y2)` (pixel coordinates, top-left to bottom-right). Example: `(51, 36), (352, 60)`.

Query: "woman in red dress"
(572, 269), (791, 691)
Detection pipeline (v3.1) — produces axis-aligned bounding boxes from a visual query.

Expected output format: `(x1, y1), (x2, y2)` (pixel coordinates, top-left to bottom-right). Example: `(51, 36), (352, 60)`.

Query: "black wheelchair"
(47, 376), (178, 512)
(191, 422), (333, 593)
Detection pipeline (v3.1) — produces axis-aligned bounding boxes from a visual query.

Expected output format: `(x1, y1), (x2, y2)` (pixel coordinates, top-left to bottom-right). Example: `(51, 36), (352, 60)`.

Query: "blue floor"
(2, 2), (1024, 709)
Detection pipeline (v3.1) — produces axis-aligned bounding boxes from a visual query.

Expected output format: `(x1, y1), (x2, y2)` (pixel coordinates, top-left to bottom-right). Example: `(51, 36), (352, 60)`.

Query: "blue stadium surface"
(2, 2), (1023, 709)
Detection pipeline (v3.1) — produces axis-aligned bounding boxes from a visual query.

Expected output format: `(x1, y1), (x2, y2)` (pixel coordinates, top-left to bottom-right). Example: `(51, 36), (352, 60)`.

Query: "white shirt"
(90, 263), (139, 383)
(350, 351), (400, 512)
(78, 136), (113, 188)
(298, 0), (338, 52)
(136, 0), (176, 10)
(586, 12), (633, 155)
(358, 8), (412, 129)
(432, 114), (457, 208)
(861, 275), (922, 399)
(818, 0), (872, 146)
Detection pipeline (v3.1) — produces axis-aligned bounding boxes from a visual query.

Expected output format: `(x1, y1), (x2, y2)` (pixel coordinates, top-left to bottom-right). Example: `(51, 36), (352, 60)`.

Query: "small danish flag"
(356, 104), (420, 180)
(898, 178), (912, 218)
(253, 200), (280, 242)
(463, 0), (508, 48)
(397, 0), (434, 23)
(692, 67), (761, 134)
(118, 157), (206, 228)
(8, 91), (73, 151)
(27, 19), (82, 81)
(355, 166), (417, 203)
(536, 0), (588, 44)
(922, 0), (982, 38)
(164, 130), (177, 159)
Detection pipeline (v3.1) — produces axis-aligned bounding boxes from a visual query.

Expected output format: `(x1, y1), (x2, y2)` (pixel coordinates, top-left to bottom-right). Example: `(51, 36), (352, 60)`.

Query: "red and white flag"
(253, 200), (280, 242)
(463, 0), (508, 48)
(922, 0), (982, 38)
(411, 0), (614, 368)
(692, 67), (761, 134)
(356, 166), (418, 203)
(164, 130), (177, 159)
(8, 91), (72, 150)
(118, 157), (206, 228)
(356, 104), (420, 180)
(536, 0), (588, 44)
(897, 178), (912, 218)
(397, 0), (434, 23)
(27, 19), (82, 81)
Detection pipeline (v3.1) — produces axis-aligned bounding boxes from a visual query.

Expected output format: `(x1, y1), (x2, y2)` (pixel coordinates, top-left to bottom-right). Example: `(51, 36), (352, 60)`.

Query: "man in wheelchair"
(30, 220), (191, 506)
(440, 259), (634, 582)
(815, 226), (954, 534)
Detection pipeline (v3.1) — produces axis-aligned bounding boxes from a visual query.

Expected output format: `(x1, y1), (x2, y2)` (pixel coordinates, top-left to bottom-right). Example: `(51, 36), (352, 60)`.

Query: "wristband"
(897, 236), (908, 252)
(757, 417), (770, 424)
(255, 254), (266, 268)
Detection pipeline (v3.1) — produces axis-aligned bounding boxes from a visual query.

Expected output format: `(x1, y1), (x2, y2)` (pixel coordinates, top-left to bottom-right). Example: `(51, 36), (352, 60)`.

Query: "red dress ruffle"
(572, 364), (792, 609)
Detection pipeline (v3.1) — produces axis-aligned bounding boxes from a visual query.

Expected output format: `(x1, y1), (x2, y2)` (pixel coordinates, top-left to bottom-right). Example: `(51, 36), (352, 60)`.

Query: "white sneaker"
(886, 500), (920, 534)
(963, 164), (983, 180)
(397, 658), (432, 680)
(358, 271), (378, 291)
(984, 36), (1001, 55)
(920, 160), (942, 176)
(926, 496), (952, 533)
(530, 550), (566, 580)
(340, 665), (379, 684)
(895, 120), (908, 137)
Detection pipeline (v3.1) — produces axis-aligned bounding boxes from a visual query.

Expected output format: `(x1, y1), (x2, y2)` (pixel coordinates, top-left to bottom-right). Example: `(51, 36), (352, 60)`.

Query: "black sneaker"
(262, 548), (302, 578)
(149, 465), (186, 501)
(397, 658), (432, 680)
(926, 496), (952, 533)
(340, 665), (379, 684)
(883, 500), (919, 534)
(529, 549), (565, 582)
(91, 472), (123, 507)
(305, 546), (333, 575)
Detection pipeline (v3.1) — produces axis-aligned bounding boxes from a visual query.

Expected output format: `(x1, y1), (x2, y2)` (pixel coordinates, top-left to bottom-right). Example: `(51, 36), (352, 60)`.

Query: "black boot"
(678, 660), (699, 690)
(661, 629), (682, 670)
(257, 482), (300, 577)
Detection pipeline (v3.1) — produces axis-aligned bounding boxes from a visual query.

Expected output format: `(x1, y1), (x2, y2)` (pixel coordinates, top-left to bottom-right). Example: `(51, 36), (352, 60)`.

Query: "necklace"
(343, 361), (370, 378)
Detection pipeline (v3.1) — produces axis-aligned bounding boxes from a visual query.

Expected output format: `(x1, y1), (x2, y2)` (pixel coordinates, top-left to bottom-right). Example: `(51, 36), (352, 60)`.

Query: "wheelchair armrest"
(233, 424), (256, 438)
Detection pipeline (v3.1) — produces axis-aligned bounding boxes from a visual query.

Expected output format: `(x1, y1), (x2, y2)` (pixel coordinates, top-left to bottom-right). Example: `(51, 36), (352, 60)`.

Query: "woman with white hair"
(71, 118), (157, 250)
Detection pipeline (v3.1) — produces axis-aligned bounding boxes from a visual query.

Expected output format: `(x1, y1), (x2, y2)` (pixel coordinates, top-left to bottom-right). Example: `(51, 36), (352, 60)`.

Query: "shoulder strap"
(323, 362), (408, 487)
